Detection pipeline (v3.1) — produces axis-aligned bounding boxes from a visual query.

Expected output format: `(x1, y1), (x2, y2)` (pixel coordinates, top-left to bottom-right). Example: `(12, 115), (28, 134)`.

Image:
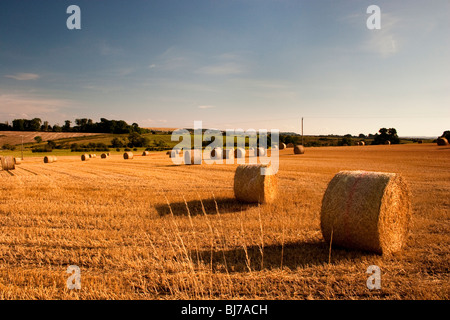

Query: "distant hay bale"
(320, 170), (411, 255)
(166, 151), (171, 155)
(223, 148), (234, 160)
(123, 152), (134, 160)
(417, 140), (423, 144)
(248, 148), (256, 157)
(384, 140), (391, 145)
(184, 149), (202, 165)
(279, 143), (286, 150)
(81, 154), (90, 161)
(169, 149), (182, 158)
(233, 164), (277, 204)
(360, 141), (365, 146)
(0, 156), (15, 171)
(287, 143), (294, 148)
(44, 156), (57, 163)
(142, 151), (150, 156)
(256, 147), (266, 156)
(294, 145), (305, 154)
(101, 153), (108, 159)
(437, 137), (449, 146)
(355, 141), (360, 146)
(13, 157), (22, 165)
(234, 148), (245, 158)
(211, 147), (223, 159)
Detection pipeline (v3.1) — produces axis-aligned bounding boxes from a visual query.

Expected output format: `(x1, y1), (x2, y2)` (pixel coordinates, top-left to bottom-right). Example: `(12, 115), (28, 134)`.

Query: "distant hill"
(0, 131), (104, 146)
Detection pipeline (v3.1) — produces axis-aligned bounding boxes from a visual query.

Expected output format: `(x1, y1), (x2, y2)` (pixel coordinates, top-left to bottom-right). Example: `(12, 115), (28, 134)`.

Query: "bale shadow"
(191, 240), (374, 272)
(155, 197), (259, 217)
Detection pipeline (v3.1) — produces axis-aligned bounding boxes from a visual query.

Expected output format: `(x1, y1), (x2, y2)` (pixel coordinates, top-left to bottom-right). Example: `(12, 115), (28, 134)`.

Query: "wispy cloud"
(198, 105), (215, 109)
(196, 62), (244, 75)
(5, 73), (40, 81)
(0, 94), (71, 117)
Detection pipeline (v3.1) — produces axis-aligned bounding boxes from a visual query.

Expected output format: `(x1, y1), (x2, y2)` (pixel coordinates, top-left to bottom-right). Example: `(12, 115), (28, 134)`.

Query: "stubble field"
(0, 143), (448, 299)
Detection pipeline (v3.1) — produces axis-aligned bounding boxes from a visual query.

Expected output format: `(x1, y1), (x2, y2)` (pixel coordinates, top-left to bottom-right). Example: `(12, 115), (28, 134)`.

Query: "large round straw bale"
(184, 149), (202, 165)
(14, 157), (22, 165)
(287, 143), (294, 148)
(320, 170), (411, 255)
(234, 148), (245, 158)
(384, 140), (391, 145)
(223, 148), (234, 160)
(437, 137), (448, 146)
(142, 151), (150, 156)
(123, 152), (134, 160)
(211, 147), (223, 159)
(234, 164), (277, 204)
(101, 153), (108, 159)
(256, 147), (266, 156)
(44, 156), (57, 163)
(1, 156), (15, 170)
(279, 143), (286, 150)
(294, 145), (305, 154)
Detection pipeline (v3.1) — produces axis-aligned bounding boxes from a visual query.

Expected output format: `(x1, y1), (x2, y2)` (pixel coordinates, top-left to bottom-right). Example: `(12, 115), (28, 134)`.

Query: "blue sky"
(0, 0), (449, 136)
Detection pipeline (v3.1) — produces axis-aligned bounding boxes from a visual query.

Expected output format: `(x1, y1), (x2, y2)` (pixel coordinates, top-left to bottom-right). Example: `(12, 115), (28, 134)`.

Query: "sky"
(0, 0), (449, 137)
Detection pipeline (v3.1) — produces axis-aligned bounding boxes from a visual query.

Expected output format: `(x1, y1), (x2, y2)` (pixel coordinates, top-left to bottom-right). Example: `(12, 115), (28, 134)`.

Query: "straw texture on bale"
(287, 143), (294, 148)
(184, 149), (202, 165)
(123, 152), (134, 160)
(211, 148), (223, 159)
(234, 148), (245, 158)
(223, 149), (234, 160)
(294, 145), (305, 154)
(81, 154), (90, 161)
(101, 153), (108, 159)
(0, 156), (15, 171)
(44, 156), (57, 163)
(13, 157), (22, 165)
(437, 137), (449, 146)
(142, 151), (150, 156)
(320, 170), (411, 255)
(279, 143), (286, 150)
(234, 164), (277, 204)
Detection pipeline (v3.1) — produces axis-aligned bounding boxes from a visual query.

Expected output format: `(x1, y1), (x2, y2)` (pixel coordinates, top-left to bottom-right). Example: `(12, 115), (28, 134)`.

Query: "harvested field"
(0, 143), (448, 299)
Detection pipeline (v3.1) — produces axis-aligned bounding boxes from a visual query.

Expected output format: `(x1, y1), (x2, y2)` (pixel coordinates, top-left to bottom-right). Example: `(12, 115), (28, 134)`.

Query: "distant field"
(0, 131), (104, 146)
(0, 143), (448, 299)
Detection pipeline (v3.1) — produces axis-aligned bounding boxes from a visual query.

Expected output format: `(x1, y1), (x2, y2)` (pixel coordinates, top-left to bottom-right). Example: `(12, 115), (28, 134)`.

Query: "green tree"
(34, 136), (43, 143)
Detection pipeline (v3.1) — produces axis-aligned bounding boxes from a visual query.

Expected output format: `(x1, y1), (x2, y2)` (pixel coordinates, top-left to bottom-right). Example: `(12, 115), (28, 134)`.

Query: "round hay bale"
(44, 156), (57, 164)
(14, 157), (22, 165)
(256, 147), (266, 156)
(211, 147), (223, 159)
(320, 170), (411, 255)
(279, 143), (286, 150)
(234, 148), (246, 158)
(355, 141), (360, 146)
(294, 145), (305, 154)
(142, 151), (150, 156)
(169, 149), (182, 158)
(360, 141), (365, 146)
(286, 143), (294, 148)
(417, 140), (423, 144)
(81, 154), (90, 161)
(123, 152), (134, 160)
(223, 148), (234, 160)
(384, 140), (391, 145)
(184, 149), (202, 165)
(233, 164), (277, 204)
(101, 153), (108, 159)
(166, 151), (171, 155)
(437, 137), (448, 146)
(1, 156), (15, 170)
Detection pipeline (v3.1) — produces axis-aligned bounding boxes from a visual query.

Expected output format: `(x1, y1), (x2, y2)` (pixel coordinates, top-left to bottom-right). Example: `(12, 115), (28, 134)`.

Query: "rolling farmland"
(0, 143), (449, 299)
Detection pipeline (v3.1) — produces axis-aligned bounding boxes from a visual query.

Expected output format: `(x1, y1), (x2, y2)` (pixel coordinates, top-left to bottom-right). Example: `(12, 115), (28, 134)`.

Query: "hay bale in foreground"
(0, 156), (15, 170)
(123, 152), (134, 160)
(142, 151), (150, 156)
(234, 164), (277, 204)
(184, 149), (202, 165)
(234, 148), (245, 158)
(279, 143), (286, 150)
(101, 153), (108, 159)
(320, 170), (411, 255)
(44, 156), (57, 163)
(81, 154), (90, 161)
(437, 137), (449, 146)
(294, 145), (305, 154)
(223, 149), (234, 160)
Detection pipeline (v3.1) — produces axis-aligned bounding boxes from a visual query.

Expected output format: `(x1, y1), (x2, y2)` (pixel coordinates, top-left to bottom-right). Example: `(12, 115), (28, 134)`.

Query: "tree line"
(0, 118), (149, 134)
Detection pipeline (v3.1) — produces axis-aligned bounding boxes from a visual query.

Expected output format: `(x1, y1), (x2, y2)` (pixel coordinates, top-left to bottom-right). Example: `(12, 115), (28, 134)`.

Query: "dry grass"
(0, 143), (448, 300)
(0, 131), (102, 146)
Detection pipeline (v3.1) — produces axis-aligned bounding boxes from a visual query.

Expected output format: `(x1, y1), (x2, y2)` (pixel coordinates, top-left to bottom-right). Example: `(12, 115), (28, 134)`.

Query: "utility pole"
(301, 117), (304, 146)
